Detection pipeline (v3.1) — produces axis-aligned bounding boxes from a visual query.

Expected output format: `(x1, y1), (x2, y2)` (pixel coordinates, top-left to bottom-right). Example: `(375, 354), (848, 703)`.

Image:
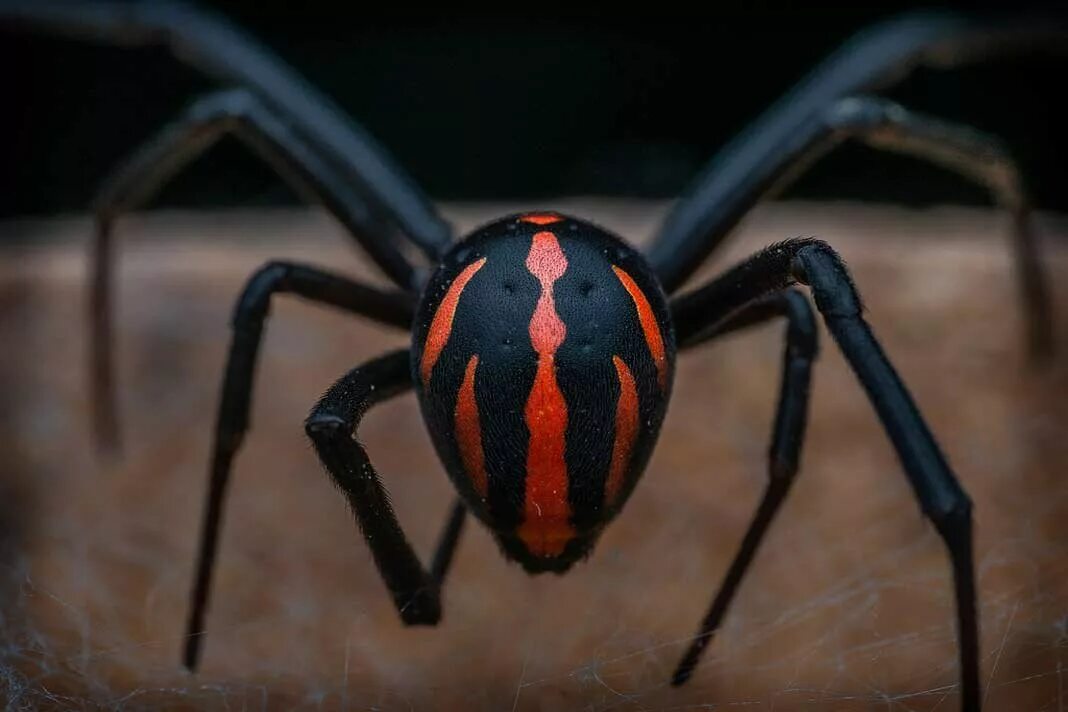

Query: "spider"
(4, 3), (1065, 710)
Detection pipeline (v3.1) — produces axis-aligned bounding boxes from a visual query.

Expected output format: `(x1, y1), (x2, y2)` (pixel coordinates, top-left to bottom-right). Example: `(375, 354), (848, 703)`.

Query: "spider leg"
(672, 288), (817, 685)
(649, 11), (1066, 294)
(671, 240), (979, 711)
(0, 0), (451, 258)
(302, 351), (459, 630)
(838, 99), (1050, 359)
(183, 264), (418, 670)
(90, 88), (419, 452)
(651, 94), (1052, 358)
(431, 499), (469, 583)
(94, 89), (417, 288)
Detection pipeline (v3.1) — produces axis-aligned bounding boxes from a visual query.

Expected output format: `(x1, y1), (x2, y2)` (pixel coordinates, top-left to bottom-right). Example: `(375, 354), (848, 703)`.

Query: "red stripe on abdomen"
(605, 355), (638, 506)
(420, 257), (486, 387)
(519, 213), (563, 225)
(611, 265), (669, 391)
(518, 231), (575, 556)
(454, 354), (488, 498)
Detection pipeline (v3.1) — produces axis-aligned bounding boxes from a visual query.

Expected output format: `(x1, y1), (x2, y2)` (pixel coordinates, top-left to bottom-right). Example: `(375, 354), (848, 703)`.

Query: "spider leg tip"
(670, 665), (694, 687)
(181, 638), (203, 673)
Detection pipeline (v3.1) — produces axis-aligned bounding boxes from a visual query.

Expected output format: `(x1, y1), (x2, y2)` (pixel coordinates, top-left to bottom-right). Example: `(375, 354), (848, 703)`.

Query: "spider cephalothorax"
(413, 213), (675, 571)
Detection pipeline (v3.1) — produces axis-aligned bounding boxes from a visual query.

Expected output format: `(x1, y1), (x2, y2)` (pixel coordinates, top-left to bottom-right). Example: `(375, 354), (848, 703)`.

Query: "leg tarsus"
(430, 500), (467, 584)
(1009, 212), (1054, 361)
(931, 501), (981, 712)
(89, 216), (120, 455)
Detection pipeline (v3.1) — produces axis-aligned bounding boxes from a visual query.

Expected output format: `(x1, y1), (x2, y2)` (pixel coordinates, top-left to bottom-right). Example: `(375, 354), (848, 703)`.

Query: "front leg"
(305, 351), (451, 626)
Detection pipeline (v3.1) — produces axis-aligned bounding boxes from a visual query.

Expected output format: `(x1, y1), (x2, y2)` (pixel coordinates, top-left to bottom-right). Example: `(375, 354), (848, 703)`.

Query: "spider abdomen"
(413, 213), (675, 571)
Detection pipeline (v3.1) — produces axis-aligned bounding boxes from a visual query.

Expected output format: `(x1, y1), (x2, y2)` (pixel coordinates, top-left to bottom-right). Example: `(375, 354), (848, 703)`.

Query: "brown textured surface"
(1, 202), (1067, 710)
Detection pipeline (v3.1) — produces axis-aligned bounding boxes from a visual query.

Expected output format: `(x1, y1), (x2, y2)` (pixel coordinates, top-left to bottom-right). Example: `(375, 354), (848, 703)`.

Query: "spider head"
(412, 213), (676, 572)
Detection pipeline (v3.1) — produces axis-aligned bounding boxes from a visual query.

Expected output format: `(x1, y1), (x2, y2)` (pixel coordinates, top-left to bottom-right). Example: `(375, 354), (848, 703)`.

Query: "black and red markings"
(413, 213), (676, 571)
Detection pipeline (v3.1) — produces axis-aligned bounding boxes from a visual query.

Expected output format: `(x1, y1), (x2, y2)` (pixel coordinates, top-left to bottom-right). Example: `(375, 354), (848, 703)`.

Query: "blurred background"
(3, 1), (1068, 220)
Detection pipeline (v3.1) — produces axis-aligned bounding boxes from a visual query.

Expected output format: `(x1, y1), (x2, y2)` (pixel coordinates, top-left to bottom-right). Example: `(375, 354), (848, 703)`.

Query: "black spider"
(3, 4), (1064, 711)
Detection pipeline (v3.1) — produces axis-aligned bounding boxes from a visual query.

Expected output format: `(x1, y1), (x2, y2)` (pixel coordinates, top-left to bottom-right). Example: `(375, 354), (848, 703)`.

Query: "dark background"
(2, 2), (1066, 220)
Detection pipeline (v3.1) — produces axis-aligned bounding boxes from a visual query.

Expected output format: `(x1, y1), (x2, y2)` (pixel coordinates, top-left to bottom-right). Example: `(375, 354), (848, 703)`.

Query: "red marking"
(611, 265), (669, 391)
(520, 213), (564, 226)
(454, 355), (488, 498)
(518, 231), (575, 557)
(605, 355), (638, 506)
(420, 257), (486, 387)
